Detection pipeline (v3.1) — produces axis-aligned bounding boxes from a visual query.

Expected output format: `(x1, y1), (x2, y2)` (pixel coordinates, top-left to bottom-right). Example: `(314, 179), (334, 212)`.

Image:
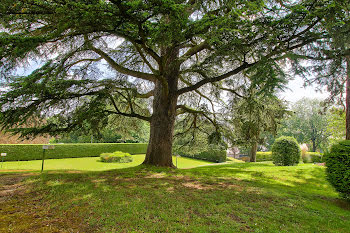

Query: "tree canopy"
(0, 0), (346, 166)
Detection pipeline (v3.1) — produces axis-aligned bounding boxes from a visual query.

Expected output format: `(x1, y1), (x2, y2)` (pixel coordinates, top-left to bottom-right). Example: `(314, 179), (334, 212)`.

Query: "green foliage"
(277, 98), (330, 152)
(178, 149), (227, 163)
(0, 0), (341, 139)
(326, 107), (346, 145)
(324, 140), (350, 199)
(226, 91), (288, 161)
(272, 137), (301, 166)
(100, 151), (133, 163)
(0, 143), (147, 161)
(256, 151), (272, 162)
(308, 152), (323, 163)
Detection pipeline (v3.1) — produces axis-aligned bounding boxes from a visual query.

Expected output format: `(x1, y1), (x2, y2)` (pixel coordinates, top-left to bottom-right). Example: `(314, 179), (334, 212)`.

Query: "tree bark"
(346, 55), (350, 140)
(249, 141), (258, 162)
(312, 138), (316, 152)
(142, 47), (179, 167)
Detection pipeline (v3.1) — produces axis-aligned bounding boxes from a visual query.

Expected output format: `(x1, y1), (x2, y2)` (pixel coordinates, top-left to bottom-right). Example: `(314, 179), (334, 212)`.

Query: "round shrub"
(100, 151), (133, 163)
(272, 136), (301, 166)
(324, 140), (350, 200)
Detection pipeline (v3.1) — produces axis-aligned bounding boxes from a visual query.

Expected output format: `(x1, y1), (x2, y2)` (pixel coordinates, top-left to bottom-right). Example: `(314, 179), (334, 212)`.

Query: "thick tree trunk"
(143, 47), (179, 167)
(249, 141), (258, 162)
(346, 55), (350, 140)
(143, 81), (178, 167)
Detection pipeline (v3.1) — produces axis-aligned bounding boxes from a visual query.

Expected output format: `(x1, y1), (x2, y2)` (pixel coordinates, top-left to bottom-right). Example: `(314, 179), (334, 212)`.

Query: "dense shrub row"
(100, 151), (133, 163)
(256, 151), (322, 163)
(0, 143), (147, 161)
(302, 152), (323, 163)
(256, 152), (272, 162)
(324, 140), (350, 200)
(178, 149), (227, 163)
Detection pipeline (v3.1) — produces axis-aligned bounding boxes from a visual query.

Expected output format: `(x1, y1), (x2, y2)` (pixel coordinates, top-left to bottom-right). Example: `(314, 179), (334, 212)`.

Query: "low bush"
(301, 152), (323, 163)
(324, 140), (350, 200)
(100, 151), (133, 163)
(272, 136), (301, 166)
(309, 152), (323, 163)
(178, 149), (227, 163)
(0, 143), (147, 161)
(256, 152), (272, 162)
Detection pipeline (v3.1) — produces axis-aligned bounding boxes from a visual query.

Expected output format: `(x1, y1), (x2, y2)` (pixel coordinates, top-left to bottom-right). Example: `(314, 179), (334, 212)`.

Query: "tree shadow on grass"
(15, 162), (350, 232)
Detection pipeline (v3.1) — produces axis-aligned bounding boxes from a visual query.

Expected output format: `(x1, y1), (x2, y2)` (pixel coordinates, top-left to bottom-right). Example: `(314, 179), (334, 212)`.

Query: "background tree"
(226, 90), (288, 162)
(277, 98), (329, 152)
(0, 0), (342, 167)
(288, 1), (350, 138)
(326, 107), (346, 145)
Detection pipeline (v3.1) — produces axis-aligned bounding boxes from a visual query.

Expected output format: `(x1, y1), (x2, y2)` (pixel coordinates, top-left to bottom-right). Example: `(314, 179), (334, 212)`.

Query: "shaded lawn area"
(0, 154), (212, 171)
(1, 163), (349, 233)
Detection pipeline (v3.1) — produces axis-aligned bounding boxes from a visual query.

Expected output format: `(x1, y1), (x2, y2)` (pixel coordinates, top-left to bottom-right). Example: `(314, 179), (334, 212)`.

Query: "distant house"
(0, 131), (49, 144)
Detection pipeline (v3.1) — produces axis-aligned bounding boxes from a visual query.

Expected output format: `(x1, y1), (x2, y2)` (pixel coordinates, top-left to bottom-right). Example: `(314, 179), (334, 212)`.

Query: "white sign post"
(1, 153), (6, 168)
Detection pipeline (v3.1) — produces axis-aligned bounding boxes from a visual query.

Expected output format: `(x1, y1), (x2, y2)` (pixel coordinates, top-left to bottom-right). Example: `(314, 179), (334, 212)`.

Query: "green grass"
(0, 154), (212, 171)
(1, 162), (349, 232)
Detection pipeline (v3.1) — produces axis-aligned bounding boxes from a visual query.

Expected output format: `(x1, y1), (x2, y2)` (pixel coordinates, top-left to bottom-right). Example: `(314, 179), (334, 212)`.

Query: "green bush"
(0, 143), (147, 161)
(301, 152), (323, 163)
(272, 136), (301, 166)
(178, 149), (227, 163)
(324, 140), (350, 200)
(256, 152), (272, 162)
(100, 151), (133, 163)
(309, 152), (323, 163)
(302, 153), (311, 163)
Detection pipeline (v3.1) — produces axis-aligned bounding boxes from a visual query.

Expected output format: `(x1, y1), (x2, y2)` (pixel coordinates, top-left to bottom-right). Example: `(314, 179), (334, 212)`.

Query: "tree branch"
(108, 95), (151, 122)
(86, 42), (157, 82)
(178, 41), (211, 63)
(177, 62), (251, 95)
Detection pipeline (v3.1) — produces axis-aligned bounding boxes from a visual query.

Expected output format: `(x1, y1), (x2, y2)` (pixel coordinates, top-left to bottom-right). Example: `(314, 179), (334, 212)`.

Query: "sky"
(279, 75), (329, 104)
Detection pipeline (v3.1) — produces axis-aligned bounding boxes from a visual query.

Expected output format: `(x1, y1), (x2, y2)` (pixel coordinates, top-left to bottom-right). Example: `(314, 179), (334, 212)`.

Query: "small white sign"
(176, 154), (181, 158)
(1, 153), (7, 157)
(42, 145), (49, 150)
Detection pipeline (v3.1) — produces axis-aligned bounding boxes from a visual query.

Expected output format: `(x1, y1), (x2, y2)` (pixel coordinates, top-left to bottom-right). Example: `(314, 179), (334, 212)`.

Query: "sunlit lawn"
(1, 162), (349, 232)
(0, 154), (213, 171)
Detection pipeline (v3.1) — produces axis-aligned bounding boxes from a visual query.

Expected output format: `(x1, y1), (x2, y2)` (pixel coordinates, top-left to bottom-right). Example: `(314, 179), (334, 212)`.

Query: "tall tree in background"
(226, 90), (288, 162)
(326, 107), (346, 145)
(278, 98), (329, 152)
(0, 0), (343, 167)
(288, 1), (350, 139)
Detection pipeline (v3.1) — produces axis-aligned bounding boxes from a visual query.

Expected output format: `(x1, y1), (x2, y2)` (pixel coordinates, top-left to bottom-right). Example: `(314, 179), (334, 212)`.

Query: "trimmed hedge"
(272, 136), (301, 166)
(308, 152), (323, 163)
(302, 152), (324, 163)
(324, 140), (350, 200)
(256, 152), (272, 162)
(100, 151), (133, 163)
(178, 149), (227, 163)
(0, 143), (147, 161)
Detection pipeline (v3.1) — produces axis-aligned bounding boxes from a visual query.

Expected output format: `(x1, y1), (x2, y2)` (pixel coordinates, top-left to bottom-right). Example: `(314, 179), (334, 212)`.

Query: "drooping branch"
(176, 105), (217, 127)
(177, 62), (252, 95)
(178, 41), (211, 63)
(108, 95), (151, 122)
(87, 42), (157, 82)
(220, 87), (245, 98)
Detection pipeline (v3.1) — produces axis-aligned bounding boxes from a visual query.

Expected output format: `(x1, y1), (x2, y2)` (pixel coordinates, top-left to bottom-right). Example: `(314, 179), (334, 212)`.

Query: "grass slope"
(0, 154), (212, 171)
(1, 162), (349, 232)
